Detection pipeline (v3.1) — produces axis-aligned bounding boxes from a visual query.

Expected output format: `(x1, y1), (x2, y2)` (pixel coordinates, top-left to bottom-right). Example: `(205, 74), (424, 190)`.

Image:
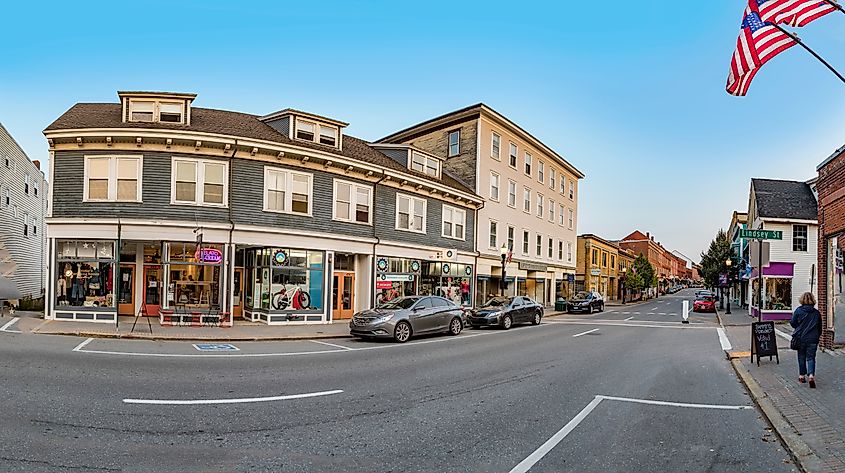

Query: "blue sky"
(2, 1), (844, 260)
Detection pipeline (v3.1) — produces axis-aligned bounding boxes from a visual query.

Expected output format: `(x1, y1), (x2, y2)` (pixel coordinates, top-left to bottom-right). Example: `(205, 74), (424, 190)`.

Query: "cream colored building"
(379, 104), (584, 306)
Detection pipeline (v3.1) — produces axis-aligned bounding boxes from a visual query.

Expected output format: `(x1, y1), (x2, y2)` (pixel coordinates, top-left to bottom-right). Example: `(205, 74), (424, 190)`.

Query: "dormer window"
(128, 99), (185, 124)
(410, 152), (440, 178)
(295, 118), (339, 148)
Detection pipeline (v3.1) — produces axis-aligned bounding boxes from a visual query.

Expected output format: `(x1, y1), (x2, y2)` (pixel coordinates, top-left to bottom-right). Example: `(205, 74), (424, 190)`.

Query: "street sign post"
(741, 228), (782, 324)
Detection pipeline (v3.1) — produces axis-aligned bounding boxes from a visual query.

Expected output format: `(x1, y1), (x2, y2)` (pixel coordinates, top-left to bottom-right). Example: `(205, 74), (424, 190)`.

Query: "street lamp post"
(725, 258), (732, 315)
(621, 267), (627, 304)
(500, 244), (508, 297)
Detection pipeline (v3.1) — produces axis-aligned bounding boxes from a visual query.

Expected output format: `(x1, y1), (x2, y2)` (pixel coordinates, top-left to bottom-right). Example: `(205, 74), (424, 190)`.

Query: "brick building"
(817, 146), (845, 347)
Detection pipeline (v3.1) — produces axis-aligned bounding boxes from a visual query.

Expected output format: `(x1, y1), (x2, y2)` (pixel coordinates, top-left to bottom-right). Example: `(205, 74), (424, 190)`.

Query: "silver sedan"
(349, 296), (465, 343)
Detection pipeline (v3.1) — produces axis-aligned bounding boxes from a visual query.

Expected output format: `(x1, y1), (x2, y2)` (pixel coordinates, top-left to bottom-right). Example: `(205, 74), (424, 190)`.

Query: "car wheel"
(531, 311), (542, 325)
(599, 303), (605, 312)
(588, 305), (594, 315)
(501, 315), (513, 330)
(393, 321), (412, 343)
(448, 317), (463, 336)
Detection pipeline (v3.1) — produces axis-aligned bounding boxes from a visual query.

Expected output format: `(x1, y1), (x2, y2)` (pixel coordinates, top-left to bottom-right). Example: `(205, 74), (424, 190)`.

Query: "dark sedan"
(467, 296), (543, 330)
(567, 291), (604, 314)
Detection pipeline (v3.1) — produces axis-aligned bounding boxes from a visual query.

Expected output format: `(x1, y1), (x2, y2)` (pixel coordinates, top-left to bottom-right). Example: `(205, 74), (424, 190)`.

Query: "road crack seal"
(0, 455), (120, 471)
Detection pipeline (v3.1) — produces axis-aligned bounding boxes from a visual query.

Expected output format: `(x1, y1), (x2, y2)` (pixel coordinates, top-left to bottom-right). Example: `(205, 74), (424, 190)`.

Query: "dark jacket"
(790, 304), (822, 345)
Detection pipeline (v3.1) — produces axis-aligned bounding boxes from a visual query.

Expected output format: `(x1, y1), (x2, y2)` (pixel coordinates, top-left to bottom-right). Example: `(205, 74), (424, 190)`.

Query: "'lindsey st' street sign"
(739, 229), (783, 240)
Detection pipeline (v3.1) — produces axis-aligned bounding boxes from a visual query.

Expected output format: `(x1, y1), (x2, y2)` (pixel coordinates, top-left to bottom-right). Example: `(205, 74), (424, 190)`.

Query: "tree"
(699, 229), (740, 289)
(623, 269), (645, 294)
(633, 254), (656, 291)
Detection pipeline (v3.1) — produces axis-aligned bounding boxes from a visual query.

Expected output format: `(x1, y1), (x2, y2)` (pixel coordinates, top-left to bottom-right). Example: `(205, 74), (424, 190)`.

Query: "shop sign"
(377, 258), (389, 272)
(379, 274), (414, 282)
(410, 260), (421, 273)
(273, 250), (288, 266)
(376, 280), (393, 290)
(518, 261), (548, 272)
(590, 268), (602, 276)
(195, 247), (223, 264)
(567, 274), (575, 282)
(465, 266), (473, 276)
(442, 263), (451, 274)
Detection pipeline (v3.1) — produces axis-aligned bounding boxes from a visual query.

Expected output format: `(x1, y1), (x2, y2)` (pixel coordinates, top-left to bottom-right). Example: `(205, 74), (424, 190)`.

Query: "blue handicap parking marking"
(193, 343), (240, 352)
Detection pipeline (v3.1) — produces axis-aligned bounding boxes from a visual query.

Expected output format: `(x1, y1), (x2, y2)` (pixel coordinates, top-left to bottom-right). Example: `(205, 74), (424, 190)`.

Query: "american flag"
(751, 0), (837, 27)
(726, 9), (796, 96)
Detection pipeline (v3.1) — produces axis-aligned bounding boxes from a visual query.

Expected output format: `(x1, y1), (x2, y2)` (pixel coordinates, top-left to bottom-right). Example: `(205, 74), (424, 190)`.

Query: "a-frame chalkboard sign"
(751, 321), (779, 366)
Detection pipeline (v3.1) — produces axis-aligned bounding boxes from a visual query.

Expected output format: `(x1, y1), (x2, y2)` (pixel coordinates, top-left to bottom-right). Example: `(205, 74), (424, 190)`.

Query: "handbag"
(790, 335), (800, 351)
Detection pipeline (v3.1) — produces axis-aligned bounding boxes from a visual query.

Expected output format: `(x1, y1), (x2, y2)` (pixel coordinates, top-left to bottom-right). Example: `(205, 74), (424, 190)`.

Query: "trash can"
(555, 298), (568, 312)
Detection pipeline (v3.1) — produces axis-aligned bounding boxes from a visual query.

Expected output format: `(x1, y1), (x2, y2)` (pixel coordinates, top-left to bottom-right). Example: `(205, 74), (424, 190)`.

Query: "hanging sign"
(195, 247), (223, 264)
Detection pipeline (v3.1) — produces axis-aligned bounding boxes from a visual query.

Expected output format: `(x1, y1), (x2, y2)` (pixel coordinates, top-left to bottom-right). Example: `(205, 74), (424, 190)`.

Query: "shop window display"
(167, 242), (223, 310)
(245, 248), (324, 319)
(56, 240), (115, 308)
(764, 278), (792, 311)
(419, 262), (473, 307)
(830, 234), (844, 343)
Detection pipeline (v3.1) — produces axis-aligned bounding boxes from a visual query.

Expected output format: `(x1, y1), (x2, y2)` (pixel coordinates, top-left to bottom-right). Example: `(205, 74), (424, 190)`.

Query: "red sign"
(376, 281), (393, 290)
(195, 247), (223, 264)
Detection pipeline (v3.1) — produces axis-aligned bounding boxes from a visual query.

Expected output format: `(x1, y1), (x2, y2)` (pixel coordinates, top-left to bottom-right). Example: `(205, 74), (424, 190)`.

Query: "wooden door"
(118, 264), (135, 316)
(143, 265), (162, 316)
(233, 268), (244, 318)
(333, 272), (355, 320)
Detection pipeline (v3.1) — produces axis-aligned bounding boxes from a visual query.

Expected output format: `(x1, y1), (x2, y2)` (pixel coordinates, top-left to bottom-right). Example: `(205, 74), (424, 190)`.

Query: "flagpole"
(823, 0), (845, 15)
(773, 24), (845, 85)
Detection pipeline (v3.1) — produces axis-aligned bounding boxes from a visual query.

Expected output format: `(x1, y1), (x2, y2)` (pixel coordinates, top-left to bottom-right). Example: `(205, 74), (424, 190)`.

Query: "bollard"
(682, 300), (689, 324)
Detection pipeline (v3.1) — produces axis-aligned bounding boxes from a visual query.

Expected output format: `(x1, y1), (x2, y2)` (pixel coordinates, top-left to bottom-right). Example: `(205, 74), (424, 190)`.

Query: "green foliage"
(699, 229), (740, 288)
(633, 254), (656, 290)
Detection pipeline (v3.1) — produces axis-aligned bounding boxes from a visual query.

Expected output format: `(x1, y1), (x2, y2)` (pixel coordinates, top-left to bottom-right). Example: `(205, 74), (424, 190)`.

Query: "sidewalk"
(719, 310), (845, 472)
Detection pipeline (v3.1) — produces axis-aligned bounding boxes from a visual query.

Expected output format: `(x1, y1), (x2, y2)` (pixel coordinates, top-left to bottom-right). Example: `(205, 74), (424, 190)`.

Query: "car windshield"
(574, 292), (591, 299)
(482, 297), (514, 308)
(377, 297), (419, 310)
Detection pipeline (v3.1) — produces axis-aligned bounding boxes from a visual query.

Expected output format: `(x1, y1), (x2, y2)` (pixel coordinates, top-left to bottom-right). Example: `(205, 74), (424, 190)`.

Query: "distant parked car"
(349, 296), (464, 343)
(567, 291), (604, 314)
(695, 290), (713, 299)
(468, 296), (543, 329)
(693, 294), (716, 313)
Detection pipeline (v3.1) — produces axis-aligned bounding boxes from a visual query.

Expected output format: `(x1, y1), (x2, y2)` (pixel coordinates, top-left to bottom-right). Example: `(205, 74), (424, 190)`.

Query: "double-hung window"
(536, 234), (542, 257)
(3, 188), (9, 207)
(522, 230), (530, 255)
(294, 119), (339, 147)
(507, 180), (517, 207)
(560, 175), (566, 194)
(793, 225), (808, 252)
(550, 168), (556, 189)
(489, 172), (500, 201)
(524, 152), (532, 176)
(85, 155), (143, 202)
(548, 237), (553, 259)
(507, 226), (515, 251)
(411, 152), (440, 177)
(559, 204), (565, 225)
(568, 242), (573, 262)
(559, 241), (564, 260)
(536, 194), (544, 218)
(334, 179), (372, 224)
(442, 205), (466, 240)
(489, 220), (498, 248)
(23, 213), (29, 237)
(569, 180), (575, 200)
(523, 188), (531, 213)
(173, 158), (227, 206)
(24, 174), (30, 195)
(396, 194), (426, 233)
(538, 161), (545, 183)
(509, 143), (518, 168)
(491, 132), (501, 160)
(568, 209), (574, 229)
(611, 255), (616, 269)
(448, 130), (461, 156)
(549, 199), (555, 222)
(264, 167), (312, 215)
(592, 249), (598, 265)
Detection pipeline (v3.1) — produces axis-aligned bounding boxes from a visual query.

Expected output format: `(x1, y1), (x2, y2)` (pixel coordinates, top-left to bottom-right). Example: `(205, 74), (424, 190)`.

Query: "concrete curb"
(730, 358), (820, 473)
(31, 329), (354, 342)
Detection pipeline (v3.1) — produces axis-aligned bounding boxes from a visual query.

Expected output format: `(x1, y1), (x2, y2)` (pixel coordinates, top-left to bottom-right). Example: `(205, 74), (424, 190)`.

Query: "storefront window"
(56, 240), (115, 309)
(751, 278), (760, 308)
(764, 278), (792, 311)
(166, 242), (223, 310)
(376, 257), (473, 307)
(419, 262), (473, 306)
(830, 235), (844, 343)
(375, 257), (419, 306)
(244, 248), (324, 319)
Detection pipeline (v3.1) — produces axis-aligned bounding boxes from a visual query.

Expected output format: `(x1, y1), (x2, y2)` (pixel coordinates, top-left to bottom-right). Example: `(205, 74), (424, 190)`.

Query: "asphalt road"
(0, 290), (795, 472)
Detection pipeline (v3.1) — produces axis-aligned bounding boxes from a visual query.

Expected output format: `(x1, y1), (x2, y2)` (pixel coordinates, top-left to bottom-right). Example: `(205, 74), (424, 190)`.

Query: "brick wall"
(406, 120), (478, 190)
(817, 150), (845, 348)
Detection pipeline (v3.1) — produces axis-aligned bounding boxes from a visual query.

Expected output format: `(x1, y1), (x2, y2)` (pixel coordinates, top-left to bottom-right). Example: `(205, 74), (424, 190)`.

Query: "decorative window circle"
(442, 263), (451, 274)
(465, 266), (473, 276)
(274, 250), (288, 266)
(377, 258), (389, 272)
(410, 260), (421, 273)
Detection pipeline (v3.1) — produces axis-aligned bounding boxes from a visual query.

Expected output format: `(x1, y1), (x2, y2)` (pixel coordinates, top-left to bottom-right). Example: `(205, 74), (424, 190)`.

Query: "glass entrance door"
(143, 265), (161, 316)
(333, 272), (355, 319)
(118, 264), (135, 316)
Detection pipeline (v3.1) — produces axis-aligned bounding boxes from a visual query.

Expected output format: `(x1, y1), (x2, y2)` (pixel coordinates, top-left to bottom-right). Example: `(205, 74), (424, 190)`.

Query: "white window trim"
(488, 219), (499, 249)
(549, 168), (556, 190)
(170, 157), (229, 208)
(262, 166), (313, 216)
(538, 160), (545, 183)
(395, 193), (427, 234)
(441, 204), (466, 241)
(294, 118), (340, 148)
(522, 230), (530, 255)
(549, 199), (555, 222)
(569, 180), (575, 200)
(524, 152), (532, 176)
(448, 130), (461, 157)
(128, 99), (185, 124)
(489, 171), (500, 202)
(507, 180), (517, 208)
(410, 151), (441, 178)
(559, 204), (565, 226)
(536, 233), (543, 257)
(332, 178), (373, 225)
(568, 208), (574, 230)
(491, 132), (501, 161)
(523, 187), (531, 214)
(536, 193), (544, 218)
(508, 142), (518, 169)
(83, 155), (143, 203)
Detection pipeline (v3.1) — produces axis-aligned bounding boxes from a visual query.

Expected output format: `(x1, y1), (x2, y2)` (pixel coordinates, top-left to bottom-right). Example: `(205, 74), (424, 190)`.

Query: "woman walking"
(790, 292), (822, 388)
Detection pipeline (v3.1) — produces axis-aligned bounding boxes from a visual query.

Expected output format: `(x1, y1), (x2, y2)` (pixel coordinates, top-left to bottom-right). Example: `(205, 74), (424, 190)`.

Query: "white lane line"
(600, 395), (753, 410)
(545, 320), (713, 330)
(310, 340), (353, 350)
(572, 328), (599, 338)
(717, 328), (732, 350)
(509, 396), (603, 473)
(72, 338), (94, 352)
(123, 389), (343, 405)
(624, 316), (635, 321)
(774, 329), (792, 341)
(0, 317), (20, 332)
